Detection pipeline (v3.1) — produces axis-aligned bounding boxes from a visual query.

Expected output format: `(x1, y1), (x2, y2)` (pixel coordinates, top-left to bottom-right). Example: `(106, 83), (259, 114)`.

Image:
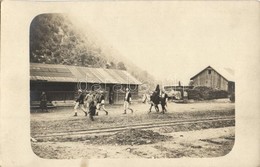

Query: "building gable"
(190, 66), (234, 82)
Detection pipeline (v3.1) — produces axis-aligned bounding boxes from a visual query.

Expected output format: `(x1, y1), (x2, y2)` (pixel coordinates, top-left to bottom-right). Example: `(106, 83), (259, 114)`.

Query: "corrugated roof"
(30, 63), (142, 84)
(190, 66), (235, 82)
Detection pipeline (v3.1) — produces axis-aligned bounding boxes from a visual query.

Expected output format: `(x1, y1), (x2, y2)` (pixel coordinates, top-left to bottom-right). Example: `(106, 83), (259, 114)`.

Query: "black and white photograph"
(29, 6), (236, 159)
(1, 1), (260, 167)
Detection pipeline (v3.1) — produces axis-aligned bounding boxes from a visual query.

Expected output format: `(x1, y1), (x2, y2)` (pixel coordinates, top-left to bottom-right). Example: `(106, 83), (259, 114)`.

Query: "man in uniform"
(96, 90), (108, 115)
(123, 88), (134, 114)
(73, 89), (88, 116)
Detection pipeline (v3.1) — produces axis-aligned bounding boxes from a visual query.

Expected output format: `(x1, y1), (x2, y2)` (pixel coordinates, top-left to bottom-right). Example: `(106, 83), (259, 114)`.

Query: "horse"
(148, 91), (160, 113)
(144, 90), (168, 114)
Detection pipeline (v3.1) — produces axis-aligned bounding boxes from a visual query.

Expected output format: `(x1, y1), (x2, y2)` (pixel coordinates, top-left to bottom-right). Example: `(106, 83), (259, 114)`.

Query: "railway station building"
(30, 63), (141, 105)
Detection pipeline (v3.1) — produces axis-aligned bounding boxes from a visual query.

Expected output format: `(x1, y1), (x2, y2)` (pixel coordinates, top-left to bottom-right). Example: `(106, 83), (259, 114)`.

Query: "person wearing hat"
(73, 89), (88, 116)
(123, 88), (133, 114)
(96, 90), (108, 116)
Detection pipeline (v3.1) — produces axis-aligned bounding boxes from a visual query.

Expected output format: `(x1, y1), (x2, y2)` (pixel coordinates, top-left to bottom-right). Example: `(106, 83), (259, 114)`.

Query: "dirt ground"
(31, 99), (235, 159)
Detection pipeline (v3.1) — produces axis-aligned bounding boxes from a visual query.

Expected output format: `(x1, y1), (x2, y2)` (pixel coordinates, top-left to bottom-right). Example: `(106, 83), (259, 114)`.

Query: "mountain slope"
(30, 13), (156, 88)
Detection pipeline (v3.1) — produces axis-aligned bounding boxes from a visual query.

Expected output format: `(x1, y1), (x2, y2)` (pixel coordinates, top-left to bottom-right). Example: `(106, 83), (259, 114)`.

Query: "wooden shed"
(190, 66), (235, 93)
(30, 63), (141, 104)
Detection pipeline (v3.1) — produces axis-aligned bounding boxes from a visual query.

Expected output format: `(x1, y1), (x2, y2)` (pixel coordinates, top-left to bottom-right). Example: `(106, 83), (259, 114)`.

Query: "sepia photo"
(29, 12), (235, 158)
(1, 1), (260, 167)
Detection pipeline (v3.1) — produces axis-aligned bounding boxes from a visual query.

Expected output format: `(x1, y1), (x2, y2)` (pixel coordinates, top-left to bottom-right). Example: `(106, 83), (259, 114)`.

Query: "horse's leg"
(161, 104), (165, 114)
(155, 104), (159, 112)
(148, 103), (153, 113)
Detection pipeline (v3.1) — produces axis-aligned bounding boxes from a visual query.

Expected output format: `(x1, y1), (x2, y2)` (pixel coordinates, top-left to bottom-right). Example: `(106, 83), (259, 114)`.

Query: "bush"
(186, 89), (203, 100)
(187, 86), (228, 100)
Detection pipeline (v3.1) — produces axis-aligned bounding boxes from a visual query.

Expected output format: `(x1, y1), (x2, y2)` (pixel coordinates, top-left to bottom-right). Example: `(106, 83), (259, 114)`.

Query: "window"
(208, 70), (211, 74)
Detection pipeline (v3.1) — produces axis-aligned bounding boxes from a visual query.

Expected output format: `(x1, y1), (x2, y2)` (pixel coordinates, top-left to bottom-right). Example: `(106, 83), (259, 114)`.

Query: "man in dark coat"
(89, 100), (96, 121)
(73, 89), (88, 116)
(96, 91), (108, 116)
(154, 84), (161, 112)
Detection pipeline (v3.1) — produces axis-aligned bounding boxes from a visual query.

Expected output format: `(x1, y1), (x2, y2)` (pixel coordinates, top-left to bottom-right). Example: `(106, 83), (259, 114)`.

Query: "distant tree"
(105, 62), (110, 69)
(80, 54), (86, 66)
(105, 61), (115, 69)
(117, 61), (127, 70)
(30, 13), (108, 68)
(110, 62), (116, 69)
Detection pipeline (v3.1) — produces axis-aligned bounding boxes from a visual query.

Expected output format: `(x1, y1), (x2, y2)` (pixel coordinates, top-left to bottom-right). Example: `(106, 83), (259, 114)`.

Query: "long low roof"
(30, 63), (142, 85)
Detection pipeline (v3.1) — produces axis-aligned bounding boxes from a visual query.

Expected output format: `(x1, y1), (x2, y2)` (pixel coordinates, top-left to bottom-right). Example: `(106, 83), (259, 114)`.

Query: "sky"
(67, 1), (253, 84)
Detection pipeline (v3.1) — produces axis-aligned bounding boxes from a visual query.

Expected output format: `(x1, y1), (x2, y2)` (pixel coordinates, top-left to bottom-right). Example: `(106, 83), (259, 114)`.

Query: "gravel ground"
(31, 100), (235, 159)
(31, 127), (235, 159)
(31, 100), (235, 135)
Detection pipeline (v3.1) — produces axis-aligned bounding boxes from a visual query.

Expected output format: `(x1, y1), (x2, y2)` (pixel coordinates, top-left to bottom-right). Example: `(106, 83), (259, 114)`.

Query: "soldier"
(73, 89), (88, 117)
(123, 88), (134, 114)
(96, 91), (108, 116)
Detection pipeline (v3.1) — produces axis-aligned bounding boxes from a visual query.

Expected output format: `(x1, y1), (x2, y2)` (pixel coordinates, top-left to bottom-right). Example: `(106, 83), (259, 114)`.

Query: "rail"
(32, 116), (235, 139)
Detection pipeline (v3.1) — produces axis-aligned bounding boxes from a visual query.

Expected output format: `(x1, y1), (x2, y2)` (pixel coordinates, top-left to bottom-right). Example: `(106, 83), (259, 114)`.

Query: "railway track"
(33, 116), (235, 139)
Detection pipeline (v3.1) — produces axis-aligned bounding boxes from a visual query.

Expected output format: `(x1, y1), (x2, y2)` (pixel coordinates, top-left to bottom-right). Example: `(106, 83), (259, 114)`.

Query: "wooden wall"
(192, 68), (229, 91)
(30, 81), (139, 104)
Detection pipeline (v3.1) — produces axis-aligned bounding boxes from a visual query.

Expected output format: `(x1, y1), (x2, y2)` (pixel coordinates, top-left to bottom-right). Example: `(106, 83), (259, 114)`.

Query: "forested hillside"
(30, 13), (156, 89)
